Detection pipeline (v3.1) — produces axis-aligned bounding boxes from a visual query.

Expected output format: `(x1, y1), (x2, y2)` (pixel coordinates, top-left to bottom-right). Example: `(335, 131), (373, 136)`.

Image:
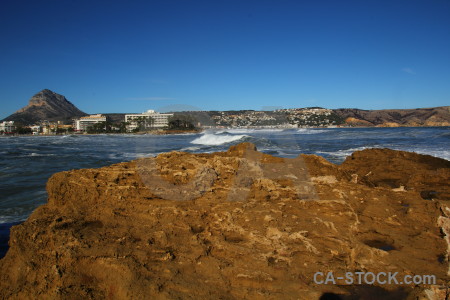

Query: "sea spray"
(190, 133), (248, 146)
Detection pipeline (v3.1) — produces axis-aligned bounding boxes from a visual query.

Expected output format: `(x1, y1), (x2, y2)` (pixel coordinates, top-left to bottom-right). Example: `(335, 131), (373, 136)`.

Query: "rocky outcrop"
(0, 143), (449, 299)
(3, 89), (87, 125)
(344, 117), (373, 127)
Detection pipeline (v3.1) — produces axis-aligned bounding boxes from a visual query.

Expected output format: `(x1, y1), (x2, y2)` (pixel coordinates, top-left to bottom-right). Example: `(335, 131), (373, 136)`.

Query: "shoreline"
(0, 125), (449, 137)
(0, 222), (21, 259)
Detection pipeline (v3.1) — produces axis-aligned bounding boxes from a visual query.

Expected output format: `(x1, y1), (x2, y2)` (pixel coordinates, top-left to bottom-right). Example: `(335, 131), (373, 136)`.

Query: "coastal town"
(0, 110), (176, 135)
(1, 89), (449, 135)
(0, 107), (346, 135)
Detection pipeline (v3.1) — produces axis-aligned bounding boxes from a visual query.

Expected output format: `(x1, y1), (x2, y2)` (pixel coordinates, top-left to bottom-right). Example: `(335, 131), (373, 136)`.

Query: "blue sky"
(1, 0), (449, 119)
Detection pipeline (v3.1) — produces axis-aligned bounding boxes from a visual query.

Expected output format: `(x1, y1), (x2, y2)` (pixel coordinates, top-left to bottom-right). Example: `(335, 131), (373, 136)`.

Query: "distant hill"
(3, 89), (87, 125)
(334, 107), (450, 127)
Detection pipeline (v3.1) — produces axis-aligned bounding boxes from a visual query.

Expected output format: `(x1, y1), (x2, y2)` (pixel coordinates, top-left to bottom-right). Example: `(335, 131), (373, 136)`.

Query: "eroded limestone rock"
(0, 143), (449, 299)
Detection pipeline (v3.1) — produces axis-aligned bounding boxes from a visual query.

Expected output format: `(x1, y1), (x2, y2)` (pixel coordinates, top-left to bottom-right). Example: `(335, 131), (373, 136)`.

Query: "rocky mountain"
(334, 106), (450, 127)
(0, 143), (448, 299)
(3, 89), (87, 125)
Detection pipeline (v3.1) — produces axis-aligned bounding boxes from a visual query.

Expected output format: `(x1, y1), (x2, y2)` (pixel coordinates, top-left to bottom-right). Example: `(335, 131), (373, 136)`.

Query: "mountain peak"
(37, 89), (62, 96)
(27, 89), (68, 108)
(3, 89), (87, 125)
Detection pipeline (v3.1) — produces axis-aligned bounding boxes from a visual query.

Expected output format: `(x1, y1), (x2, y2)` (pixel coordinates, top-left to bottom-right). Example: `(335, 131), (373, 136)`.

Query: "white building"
(0, 121), (15, 133)
(74, 114), (107, 131)
(30, 125), (41, 135)
(125, 110), (173, 131)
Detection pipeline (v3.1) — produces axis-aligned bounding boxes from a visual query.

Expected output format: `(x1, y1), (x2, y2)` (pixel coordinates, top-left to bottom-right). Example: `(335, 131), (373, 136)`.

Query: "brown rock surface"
(376, 122), (401, 127)
(0, 143), (449, 299)
(344, 117), (373, 127)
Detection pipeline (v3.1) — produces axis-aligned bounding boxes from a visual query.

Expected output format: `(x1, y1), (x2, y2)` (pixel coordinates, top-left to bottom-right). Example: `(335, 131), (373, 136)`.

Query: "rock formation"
(3, 89), (87, 125)
(343, 117), (373, 127)
(0, 143), (449, 299)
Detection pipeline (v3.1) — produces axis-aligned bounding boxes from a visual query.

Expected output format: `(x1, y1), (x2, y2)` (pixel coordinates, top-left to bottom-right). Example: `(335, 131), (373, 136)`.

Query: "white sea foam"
(181, 146), (202, 151)
(297, 129), (328, 134)
(224, 128), (285, 134)
(392, 148), (450, 161)
(108, 152), (151, 160)
(190, 133), (247, 145)
(316, 146), (371, 158)
(316, 147), (450, 162)
(29, 153), (56, 157)
(169, 132), (198, 136)
(0, 215), (28, 224)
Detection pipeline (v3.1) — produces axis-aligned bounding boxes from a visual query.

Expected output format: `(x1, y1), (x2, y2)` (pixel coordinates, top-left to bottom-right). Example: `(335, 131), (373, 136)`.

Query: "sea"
(1, 127), (449, 257)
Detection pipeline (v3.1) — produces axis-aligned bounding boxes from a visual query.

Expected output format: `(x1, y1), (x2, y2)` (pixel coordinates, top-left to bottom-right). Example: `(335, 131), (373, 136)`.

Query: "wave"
(423, 150), (450, 161)
(0, 214), (28, 224)
(107, 152), (152, 160)
(315, 146), (371, 158)
(297, 129), (328, 134)
(315, 146), (450, 162)
(391, 148), (450, 161)
(216, 128), (286, 134)
(29, 153), (56, 157)
(437, 131), (450, 138)
(190, 133), (248, 146)
(180, 146), (202, 152)
(22, 152), (56, 157)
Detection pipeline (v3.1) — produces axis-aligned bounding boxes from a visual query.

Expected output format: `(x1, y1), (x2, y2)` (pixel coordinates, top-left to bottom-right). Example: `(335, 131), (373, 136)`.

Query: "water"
(0, 127), (449, 257)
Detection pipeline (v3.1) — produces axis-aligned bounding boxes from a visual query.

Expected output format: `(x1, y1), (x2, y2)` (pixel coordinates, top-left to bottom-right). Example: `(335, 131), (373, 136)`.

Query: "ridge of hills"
(173, 106), (450, 127)
(2, 89), (450, 127)
(334, 107), (450, 127)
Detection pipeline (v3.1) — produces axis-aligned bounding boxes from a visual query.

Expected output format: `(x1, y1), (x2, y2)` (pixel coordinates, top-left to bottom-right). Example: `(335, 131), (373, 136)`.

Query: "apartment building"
(0, 121), (16, 133)
(74, 114), (107, 131)
(125, 110), (173, 131)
